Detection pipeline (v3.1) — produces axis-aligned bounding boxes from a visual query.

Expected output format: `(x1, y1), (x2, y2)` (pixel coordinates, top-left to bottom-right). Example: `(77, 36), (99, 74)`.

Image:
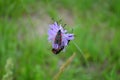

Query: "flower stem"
(72, 41), (89, 67)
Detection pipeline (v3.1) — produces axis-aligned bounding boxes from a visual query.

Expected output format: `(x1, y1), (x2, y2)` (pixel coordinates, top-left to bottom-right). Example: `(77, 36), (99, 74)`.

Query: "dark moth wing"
(52, 30), (72, 54)
(52, 30), (63, 54)
(52, 46), (64, 54)
(54, 30), (62, 46)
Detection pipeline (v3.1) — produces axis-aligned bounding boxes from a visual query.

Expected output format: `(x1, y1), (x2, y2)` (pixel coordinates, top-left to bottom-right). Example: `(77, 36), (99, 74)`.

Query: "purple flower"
(48, 22), (74, 54)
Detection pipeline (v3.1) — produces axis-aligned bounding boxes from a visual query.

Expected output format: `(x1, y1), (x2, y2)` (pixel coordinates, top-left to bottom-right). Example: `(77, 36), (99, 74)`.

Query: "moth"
(52, 29), (71, 54)
(52, 30), (63, 54)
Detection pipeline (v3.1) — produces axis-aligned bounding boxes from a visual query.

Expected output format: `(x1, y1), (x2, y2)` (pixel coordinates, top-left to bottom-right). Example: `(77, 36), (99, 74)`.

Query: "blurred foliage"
(0, 0), (120, 80)
(0, 0), (37, 17)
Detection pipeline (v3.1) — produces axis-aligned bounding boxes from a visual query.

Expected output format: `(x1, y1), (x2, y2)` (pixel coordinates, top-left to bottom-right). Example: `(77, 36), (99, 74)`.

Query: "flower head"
(48, 22), (74, 54)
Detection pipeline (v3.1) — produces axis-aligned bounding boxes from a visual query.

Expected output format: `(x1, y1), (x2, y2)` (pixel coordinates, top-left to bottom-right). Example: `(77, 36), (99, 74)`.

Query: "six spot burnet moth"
(48, 22), (74, 54)
(52, 30), (64, 54)
(52, 30), (71, 54)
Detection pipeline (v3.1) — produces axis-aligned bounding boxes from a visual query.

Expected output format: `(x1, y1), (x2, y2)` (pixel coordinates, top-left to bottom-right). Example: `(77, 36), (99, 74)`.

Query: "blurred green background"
(0, 0), (120, 80)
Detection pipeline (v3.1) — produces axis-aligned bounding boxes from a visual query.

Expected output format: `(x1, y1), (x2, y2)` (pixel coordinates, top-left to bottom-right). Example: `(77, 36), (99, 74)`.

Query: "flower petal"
(52, 43), (59, 49)
(65, 34), (74, 40)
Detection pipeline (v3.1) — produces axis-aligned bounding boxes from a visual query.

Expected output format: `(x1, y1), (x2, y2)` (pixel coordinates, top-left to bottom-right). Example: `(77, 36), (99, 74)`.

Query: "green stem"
(72, 41), (89, 67)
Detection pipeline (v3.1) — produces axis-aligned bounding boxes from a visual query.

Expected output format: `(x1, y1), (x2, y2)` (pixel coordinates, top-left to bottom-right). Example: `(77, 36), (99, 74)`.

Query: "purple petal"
(62, 38), (68, 46)
(54, 22), (57, 26)
(52, 43), (58, 49)
(65, 34), (74, 40)
(48, 36), (54, 41)
(48, 30), (56, 36)
(49, 25), (58, 32)
(53, 22), (60, 31)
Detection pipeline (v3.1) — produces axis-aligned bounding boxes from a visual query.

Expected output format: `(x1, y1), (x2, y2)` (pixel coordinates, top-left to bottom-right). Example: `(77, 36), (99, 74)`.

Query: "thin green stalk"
(72, 41), (89, 67)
